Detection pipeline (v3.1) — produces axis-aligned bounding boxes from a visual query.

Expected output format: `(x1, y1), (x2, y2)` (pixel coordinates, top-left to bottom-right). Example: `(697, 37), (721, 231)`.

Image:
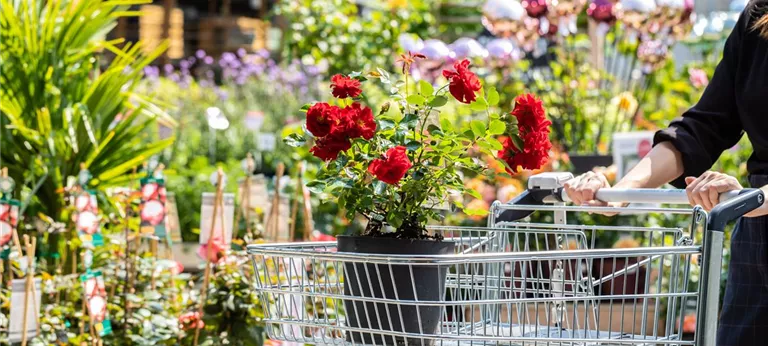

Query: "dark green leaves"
(283, 133), (306, 147)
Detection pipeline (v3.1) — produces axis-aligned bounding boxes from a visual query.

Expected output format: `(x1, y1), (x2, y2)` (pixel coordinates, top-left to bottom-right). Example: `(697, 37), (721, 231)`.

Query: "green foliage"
(0, 0), (174, 220)
(274, 0), (437, 75)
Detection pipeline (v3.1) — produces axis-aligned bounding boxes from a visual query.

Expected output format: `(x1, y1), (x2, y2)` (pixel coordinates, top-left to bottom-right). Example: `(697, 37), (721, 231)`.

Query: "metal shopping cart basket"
(247, 172), (764, 346)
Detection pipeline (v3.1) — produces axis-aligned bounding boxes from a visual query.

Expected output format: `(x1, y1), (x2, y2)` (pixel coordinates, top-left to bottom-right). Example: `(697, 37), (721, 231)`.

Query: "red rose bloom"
(368, 146), (412, 185)
(331, 74), (363, 99)
(498, 94), (552, 173)
(511, 94), (550, 132)
(442, 59), (482, 104)
(310, 135), (352, 161)
(306, 102), (341, 137)
(343, 103), (377, 140)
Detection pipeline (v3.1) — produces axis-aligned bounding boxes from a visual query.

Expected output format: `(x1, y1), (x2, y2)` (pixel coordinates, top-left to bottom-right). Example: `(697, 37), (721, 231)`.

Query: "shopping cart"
(248, 172), (764, 346)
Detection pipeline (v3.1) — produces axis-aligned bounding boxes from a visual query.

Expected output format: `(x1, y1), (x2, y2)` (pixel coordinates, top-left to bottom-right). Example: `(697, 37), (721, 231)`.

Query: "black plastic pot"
(569, 154), (614, 174)
(337, 235), (454, 346)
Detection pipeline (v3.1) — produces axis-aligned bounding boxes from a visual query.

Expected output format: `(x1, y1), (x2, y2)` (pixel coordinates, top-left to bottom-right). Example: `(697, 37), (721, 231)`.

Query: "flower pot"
(337, 235), (454, 345)
(569, 154), (614, 174)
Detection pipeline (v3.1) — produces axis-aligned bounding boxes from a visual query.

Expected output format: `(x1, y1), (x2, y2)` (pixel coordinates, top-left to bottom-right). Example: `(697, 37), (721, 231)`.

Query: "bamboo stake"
(266, 163), (284, 241)
(289, 163), (301, 241)
(193, 168), (224, 346)
(21, 235), (37, 346)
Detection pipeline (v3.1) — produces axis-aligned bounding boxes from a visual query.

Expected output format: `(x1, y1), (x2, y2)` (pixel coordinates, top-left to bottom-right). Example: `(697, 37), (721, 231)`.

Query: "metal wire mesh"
(249, 206), (704, 346)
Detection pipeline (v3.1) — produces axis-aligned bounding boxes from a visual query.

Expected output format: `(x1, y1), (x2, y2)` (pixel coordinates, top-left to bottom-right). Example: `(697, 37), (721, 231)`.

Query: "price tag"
(257, 133), (277, 152)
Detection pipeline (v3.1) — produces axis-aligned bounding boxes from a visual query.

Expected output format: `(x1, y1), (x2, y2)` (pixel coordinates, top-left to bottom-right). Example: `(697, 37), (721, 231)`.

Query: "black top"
(654, 1), (768, 188)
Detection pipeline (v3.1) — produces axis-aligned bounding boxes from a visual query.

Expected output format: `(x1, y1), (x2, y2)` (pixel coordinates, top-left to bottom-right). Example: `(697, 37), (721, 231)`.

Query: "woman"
(565, 1), (768, 344)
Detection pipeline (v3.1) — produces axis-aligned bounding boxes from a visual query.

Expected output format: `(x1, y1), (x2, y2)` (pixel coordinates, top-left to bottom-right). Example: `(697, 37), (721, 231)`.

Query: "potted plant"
(285, 54), (553, 345)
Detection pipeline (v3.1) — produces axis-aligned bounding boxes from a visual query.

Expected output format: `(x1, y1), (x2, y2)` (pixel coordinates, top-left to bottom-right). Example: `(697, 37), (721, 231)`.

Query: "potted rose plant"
(285, 54), (552, 344)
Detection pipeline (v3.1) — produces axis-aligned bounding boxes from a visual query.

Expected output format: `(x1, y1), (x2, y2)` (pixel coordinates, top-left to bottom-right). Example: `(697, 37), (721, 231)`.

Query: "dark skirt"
(716, 175), (768, 345)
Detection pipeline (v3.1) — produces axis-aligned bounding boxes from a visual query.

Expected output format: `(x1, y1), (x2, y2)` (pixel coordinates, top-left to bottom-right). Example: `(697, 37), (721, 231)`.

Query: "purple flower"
(180, 60), (190, 70)
(221, 52), (237, 63)
(196, 49), (207, 59)
(205, 70), (215, 79)
(143, 66), (160, 79)
(237, 48), (247, 58)
(204, 56), (214, 65)
(164, 64), (174, 75)
(215, 88), (229, 101)
(256, 49), (270, 59)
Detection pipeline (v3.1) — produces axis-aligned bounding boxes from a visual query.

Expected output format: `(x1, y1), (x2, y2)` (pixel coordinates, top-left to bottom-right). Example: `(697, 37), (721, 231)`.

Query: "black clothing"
(653, 2), (768, 188)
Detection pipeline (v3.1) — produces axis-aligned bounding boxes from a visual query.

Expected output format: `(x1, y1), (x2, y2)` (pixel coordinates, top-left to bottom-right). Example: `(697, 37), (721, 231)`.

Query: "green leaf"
(378, 119), (396, 131)
(386, 213), (404, 228)
(470, 98), (488, 111)
(419, 80), (434, 96)
(507, 116), (519, 135)
(373, 181), (387, 195)
(306, 181), (326, 194)
(405, 141), (422, 151)
(300, 104), (311, 112)
(489, 120), (506, 135)
(511, 134), (525, 151)
(406, 94), (426, 105)
(428, 95), (448, 107)
(467, 188), (482, 199)
(488, 137), (504, 151)
(283, 133), (306, 147)
(426, 124), (443, 136)
(401, 113), (420, 129)
(440, 117), (454, 132)
(487, 87), (500, 106)
(470, 120), (486, 138)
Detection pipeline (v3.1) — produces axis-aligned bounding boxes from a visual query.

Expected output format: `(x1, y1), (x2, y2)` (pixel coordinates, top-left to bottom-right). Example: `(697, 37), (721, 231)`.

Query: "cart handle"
(498, 187), (763, 226)
(554, 188), (743, 204)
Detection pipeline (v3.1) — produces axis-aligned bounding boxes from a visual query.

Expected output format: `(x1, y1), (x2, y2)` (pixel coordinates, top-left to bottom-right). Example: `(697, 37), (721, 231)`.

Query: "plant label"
(199, 192), (235, 245)
(0, 199), (19, 247)
(139, 177), (167, 239)
(8, 278), (41, 343)
(80, 271), (112, 336)
(245, 110), (265, 131)
(257, 132), (277, 152)
(74, 191), (104, 248)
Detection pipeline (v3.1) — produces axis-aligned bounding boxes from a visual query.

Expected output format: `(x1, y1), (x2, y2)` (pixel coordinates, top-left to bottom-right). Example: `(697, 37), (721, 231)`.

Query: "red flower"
(179, 312), (205, 330)
(498, 132), (552, 173)
(306, 103), (341, 137)
(343, 103), (376, 140)
(310, 135), (352, 161)
(330, 74), (362, 99)
(368, 146), (412, 185)
(442, 59), (482, 104)
(510, 94), (551, 132)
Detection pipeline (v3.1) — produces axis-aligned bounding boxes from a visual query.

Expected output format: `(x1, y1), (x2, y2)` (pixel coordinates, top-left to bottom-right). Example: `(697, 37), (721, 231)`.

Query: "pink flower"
(311, 230), (336, 241)
(179, 312), (205, 330)
(198, 236), (227, 263)
(688, 68), (708, 89)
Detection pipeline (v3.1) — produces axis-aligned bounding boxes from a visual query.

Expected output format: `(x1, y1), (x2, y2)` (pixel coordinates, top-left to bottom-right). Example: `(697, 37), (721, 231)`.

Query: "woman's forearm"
(614, 141), (684, 189)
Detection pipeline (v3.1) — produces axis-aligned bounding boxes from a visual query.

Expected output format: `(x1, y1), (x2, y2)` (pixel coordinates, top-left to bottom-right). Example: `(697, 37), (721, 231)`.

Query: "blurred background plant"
(0, 0), (174, 223)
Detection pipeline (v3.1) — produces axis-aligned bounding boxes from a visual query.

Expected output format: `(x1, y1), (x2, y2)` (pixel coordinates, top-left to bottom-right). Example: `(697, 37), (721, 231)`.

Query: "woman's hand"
(684, 171), (742, 211)
(564, 171), (611, 206)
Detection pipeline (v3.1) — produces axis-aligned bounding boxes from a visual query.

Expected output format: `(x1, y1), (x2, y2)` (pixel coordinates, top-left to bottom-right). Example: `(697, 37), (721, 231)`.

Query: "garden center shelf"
(248, 173), (764, 346)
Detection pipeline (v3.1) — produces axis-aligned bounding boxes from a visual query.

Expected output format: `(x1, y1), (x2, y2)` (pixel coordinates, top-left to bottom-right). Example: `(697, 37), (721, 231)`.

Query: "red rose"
(498, 132), (552, 173)
(368, 146), (412, 185)
(442, 59), (482, 104)
(510, 94), (550, 132)
(331, 74), (363, 99)
(310, 134), (352, 161)
(343, 103), (376, 140)
(306, 102), (341, 137)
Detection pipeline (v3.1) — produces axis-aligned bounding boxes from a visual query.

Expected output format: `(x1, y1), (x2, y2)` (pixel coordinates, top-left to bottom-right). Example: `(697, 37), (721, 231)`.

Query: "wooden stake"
(21, 235), (37, 346)
(265, 163), (284, 241)
(193, 168), (225, 346)
(289, 163), (301, 241)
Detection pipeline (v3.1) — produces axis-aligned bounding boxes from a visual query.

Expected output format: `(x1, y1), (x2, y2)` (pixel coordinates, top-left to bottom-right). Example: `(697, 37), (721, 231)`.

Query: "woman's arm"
(613, 142), (684, 190)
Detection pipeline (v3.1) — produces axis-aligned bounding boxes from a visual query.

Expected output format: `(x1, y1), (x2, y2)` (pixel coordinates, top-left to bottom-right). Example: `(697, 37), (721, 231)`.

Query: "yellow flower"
(388, 0), (407, 9)
(612, 92), (638, 114)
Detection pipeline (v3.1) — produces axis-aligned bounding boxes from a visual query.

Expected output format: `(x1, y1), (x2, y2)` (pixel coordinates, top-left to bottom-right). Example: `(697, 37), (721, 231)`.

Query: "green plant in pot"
(285, 54), (553, 344)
